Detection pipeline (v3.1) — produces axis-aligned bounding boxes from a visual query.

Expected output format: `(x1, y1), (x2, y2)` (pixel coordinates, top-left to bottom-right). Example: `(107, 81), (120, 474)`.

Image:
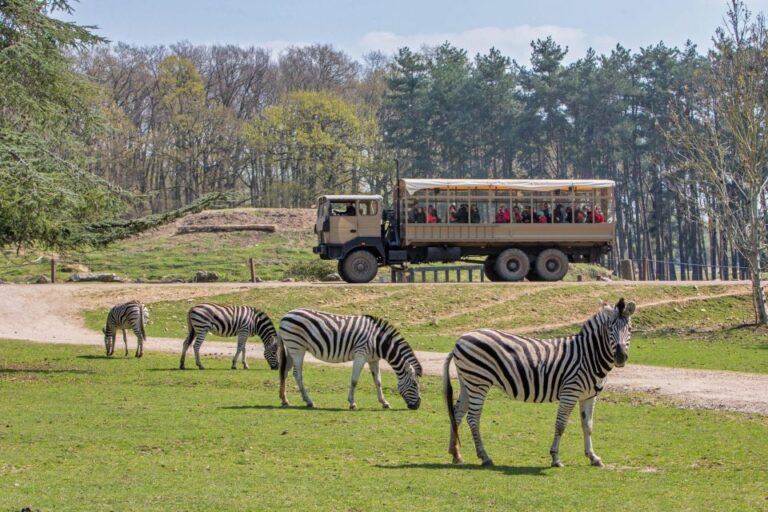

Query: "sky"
(59, 0), (768, 64)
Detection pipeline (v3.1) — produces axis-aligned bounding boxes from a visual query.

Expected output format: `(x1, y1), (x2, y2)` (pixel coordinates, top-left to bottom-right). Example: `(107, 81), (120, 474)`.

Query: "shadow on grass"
(77, 355), (123, 360)
(0, 368), (93, 374)
(220, 404), (410, 413)
(374, 462), (549, 476)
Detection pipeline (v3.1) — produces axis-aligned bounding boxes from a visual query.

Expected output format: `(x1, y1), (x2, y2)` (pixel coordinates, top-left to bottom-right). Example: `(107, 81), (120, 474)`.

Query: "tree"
(666, 1), (768, 323)
(0, 0), (125, 250)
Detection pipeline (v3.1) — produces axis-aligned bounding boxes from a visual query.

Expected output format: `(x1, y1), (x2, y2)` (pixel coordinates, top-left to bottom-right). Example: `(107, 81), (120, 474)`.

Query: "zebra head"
(102, 327), (115, 357)
(608, 298), (635, 367)
(397, 365), (422, 410)
(263, 335), (279, 370)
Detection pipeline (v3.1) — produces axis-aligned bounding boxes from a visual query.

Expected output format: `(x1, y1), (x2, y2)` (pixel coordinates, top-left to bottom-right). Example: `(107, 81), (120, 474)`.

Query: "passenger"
(416, 207), (427, 223)
(565, 206), (573, 223)
(344, 203), (356, 216)
(495, 206), (505, 223)
(576, 210), (586, 223)
(542, 205), (552, 223)
(456, 204), (469, 223)
(503, 206), (511, 223)
(427, 206), (440, 224)
(512, 206), (522, 223)
(537, 210), (548, 223)
(408, 206), (418, 223)
(585, 207), (594, 223)
(554, 204), (564, 223)
(521, 206), (532, 223)
(593, 206), (605, 223)
(448, 204), (458, 223)
(470, 205), (481, 224)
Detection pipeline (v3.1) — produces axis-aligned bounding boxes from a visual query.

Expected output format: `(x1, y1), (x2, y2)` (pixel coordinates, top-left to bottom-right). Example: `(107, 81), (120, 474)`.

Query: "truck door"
(328, 200), (358, 244)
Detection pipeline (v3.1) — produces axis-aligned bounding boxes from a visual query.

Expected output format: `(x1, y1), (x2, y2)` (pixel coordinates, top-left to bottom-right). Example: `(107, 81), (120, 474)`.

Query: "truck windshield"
(330, 201), (356, 216)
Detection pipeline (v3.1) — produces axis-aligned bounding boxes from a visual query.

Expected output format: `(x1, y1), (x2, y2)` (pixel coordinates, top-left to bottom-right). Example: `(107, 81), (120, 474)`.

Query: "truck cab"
(314, 195), (388, 282)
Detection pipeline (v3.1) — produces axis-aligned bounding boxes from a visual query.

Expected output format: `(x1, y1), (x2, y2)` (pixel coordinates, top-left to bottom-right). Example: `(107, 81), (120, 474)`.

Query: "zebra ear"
(101, 327), (106, 334)
(624, 301), (636, 317)
(615, 298), (626, 317)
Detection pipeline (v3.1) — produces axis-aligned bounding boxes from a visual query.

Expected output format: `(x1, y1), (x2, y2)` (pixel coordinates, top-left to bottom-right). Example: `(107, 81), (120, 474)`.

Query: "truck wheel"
(494, 249), (529, 282)
(535, 249), (569, 281)
(483, 257), (502, 282)
(339, 250), (379, 283)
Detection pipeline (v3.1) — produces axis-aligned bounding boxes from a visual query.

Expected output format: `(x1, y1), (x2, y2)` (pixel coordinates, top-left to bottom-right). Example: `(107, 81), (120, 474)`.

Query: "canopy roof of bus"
(400, 178), (615, 195)
(320, 194), (383, 201)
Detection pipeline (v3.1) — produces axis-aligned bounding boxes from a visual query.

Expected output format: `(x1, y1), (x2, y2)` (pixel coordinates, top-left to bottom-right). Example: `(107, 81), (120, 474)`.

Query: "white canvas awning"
(320, 195), (383, 201)
(401, 179), (615, 195)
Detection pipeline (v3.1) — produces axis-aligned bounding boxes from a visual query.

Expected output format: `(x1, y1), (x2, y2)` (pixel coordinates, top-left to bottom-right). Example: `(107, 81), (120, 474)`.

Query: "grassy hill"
(0, 208), (612, 283)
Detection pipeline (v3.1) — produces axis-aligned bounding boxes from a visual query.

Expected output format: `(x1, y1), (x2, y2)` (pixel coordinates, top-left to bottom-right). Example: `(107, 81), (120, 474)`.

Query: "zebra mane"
(364, 315), (422, 377)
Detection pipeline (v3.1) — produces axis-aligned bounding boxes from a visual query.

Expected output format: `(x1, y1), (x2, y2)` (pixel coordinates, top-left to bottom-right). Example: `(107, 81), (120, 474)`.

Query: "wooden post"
(248, 257), (256, 283)
(50, 258), (56, 284)
(433, 270), (438, 283)
(444, 269), (449, 282)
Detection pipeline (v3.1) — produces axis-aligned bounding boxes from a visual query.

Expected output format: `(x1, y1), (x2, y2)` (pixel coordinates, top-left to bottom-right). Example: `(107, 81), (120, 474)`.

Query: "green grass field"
(0, 340), (765, 511)
(83, 283), (768, 373)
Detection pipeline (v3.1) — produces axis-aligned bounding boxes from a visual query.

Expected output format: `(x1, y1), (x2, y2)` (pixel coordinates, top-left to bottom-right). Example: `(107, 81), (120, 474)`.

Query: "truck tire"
(494, 249), (529, 282)
(483, 256), (502, 282)
(339, 250), (379, 283)
(535, 248), (569, 281)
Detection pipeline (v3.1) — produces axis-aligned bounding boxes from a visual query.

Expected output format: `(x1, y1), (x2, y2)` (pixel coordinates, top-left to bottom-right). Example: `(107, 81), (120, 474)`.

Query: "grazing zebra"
(103, 301), (149, 358)
(179, 303), (278, 370)
(278, 309), (422, 410)
(444, 298), (635, 468)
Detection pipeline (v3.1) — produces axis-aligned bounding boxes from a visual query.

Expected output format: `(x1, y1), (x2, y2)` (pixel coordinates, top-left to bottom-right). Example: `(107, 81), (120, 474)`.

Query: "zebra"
(277, 309), (422, 410)
(179, 303), (278, 370)
(444, 298), (635, 468)
(102, 301), (149, 358)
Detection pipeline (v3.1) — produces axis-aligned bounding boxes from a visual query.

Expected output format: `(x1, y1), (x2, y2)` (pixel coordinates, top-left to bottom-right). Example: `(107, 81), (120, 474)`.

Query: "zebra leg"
(369, 360), (390, 409)
(291, 351), (314, 408)
(450, 380), (470, 464)
(180, 330), (194, 369)
(193, 329), (209, 370)
(580, 397), (603, 467)
(550, 394), (578, 467)
(347, 353), (367, 410)
(132, 327), (143, 358)
(232, 332), (248, 369)
(465, 385), (493, 466)
(122, 329), (128, 357)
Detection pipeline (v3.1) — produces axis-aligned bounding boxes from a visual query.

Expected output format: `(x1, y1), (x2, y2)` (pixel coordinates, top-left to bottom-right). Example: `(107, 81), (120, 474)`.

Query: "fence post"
(248, 257), (256, 283)
(50, 258), (56, 284)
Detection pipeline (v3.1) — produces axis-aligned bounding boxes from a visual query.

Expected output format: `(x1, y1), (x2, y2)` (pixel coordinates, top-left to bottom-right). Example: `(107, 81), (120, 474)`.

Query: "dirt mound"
(179, 208), (315, 232)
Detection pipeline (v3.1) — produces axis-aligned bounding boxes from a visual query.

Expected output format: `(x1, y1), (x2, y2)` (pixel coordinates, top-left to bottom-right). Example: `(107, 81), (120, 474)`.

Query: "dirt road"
(0, 282), (765, 415)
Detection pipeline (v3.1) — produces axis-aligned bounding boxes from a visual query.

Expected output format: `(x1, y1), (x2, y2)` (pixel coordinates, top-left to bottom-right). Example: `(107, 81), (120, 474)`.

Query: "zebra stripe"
(103, 301), (148, 358)
(277, 309), (422, 410)
(445, 298), (635, 467)
(179, 303), (278, 370)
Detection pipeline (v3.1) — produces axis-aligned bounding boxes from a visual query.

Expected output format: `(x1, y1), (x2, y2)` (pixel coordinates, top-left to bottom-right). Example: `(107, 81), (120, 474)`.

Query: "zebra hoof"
(349, 403), (357, 410)
(591, 458), (604, 468)
(382, 402), (390, 409)
(452, 456), (464, 464)
(306, 402), (315, 409)
(481, 459), (494, 467)
(231, 365), (237, 370)
(551, 461), (564, 468)
(280, 401), (289, 408)
(242, 364), (249, 370)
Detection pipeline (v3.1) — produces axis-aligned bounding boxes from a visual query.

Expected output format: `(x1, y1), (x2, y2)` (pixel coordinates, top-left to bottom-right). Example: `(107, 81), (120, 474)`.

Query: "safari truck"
(313, 179), (616, 283)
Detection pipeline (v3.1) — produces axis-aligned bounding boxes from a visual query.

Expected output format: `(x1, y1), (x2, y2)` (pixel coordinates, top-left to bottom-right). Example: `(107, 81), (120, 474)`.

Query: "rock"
(32, 275), (50, 284)
(59, 263), (90, 273)
(321, 272), (342, 282)
(193, 271), (219, 283)
(597, 275), (612, 282)
(430, 318), (440, 327)
(68, 273), (124, 282)
(280, 277), (295, 283)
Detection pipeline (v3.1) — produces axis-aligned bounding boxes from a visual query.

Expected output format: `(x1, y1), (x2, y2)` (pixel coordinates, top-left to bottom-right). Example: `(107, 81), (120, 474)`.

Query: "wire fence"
(605, 257), (751, 282)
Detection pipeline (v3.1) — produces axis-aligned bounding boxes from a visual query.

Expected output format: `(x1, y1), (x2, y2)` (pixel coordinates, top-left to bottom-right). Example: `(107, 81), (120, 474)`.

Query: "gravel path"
(0, 282), (766, 415)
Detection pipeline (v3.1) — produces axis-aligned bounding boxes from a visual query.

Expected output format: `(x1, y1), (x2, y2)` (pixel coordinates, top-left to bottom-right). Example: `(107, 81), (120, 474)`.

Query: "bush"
(284, 259), (336, 281)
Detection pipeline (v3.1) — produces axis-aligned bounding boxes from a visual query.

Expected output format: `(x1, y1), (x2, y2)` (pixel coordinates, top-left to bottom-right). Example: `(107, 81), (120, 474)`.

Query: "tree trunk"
(748, 253), (768, 324)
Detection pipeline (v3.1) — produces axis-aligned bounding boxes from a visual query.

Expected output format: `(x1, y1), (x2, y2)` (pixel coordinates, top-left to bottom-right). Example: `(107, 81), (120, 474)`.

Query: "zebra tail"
(140, 305), (147, 340)
(277, 331), (288, 382)
(444, 352), (459, 449)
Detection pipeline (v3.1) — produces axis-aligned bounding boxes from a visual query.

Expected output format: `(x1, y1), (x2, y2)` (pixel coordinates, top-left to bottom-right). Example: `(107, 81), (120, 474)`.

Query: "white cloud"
(359, 25), (617, 64)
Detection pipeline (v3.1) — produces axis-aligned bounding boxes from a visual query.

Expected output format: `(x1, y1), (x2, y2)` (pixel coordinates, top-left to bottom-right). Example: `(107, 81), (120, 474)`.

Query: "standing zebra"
(444, 298), (635, 467)
(179, 303), (279, 370)
(278, 309), (422, 410)
(103, 301), (149, 358)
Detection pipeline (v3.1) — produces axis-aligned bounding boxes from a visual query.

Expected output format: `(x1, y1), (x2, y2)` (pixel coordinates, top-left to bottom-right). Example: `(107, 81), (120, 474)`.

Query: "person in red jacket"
(593, 206), (605, 223)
